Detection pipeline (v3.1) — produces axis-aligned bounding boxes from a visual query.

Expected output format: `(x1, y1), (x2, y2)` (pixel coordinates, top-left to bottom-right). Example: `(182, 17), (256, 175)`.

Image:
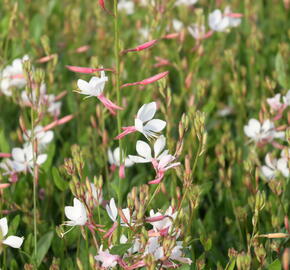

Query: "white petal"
(106, 198), (118, 222)
(107, 149), (114, 165)
(137, 102), (156, 122)
(261, 166), (275, 180)
(154, 135), (166, 158)
(77, 79), (90, 92)
(128, 155), (150, 163)
(36, 154), (47, 165)
(40, 131), (54, 144)
(0, 217), (8, 237)
(136, 141), (152, 159)
(144, 119), (166, 133)
(12, 148), (25, 163)
(3, 236), (24, 248)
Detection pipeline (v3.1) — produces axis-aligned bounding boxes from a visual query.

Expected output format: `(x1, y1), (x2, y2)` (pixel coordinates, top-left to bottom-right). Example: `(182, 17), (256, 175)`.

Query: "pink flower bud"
(121, 71), (169, 88)
(75, 45), (90, 53)
(226, 13), (243, 18)
(66, 65), (114, 74)
(122, 39), (158, 54)
(37, 54), (57, 63)
(43, 115), (74, 131)
(0, 153), (12, 158)
(0, 183), (10, 189)
(115, 126), (136, 140)
(163, 33), (180, 39)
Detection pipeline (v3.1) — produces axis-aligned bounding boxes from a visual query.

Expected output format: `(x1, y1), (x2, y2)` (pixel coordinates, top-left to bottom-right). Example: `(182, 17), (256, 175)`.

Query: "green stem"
(113, 0), (123, 242)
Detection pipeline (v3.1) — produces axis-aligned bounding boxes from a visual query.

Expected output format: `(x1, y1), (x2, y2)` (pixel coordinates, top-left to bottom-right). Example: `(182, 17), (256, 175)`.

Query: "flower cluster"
(244, 89), (289, 181)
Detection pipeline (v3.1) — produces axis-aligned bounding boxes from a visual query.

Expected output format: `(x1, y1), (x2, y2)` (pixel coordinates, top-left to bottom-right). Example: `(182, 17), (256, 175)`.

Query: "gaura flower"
(261, 153), (289, 180)
(208, 8), (242, 32)
(108, 147), (134, 178)
(115, 102), (166, 140)
(11, 144), (47, 173)
(76, 71), (123, 115)
(0, 55), (28, 96)
(85, 183), (103, 207)
(267, 94), (286, 111)
(23, 125), (54, 150)
(172, 19), (184, 32)
(244, 119), (284, 144)
(129, 136), (180, 184)
(64, 198), (87, 226)
(106, 198), (132, 227)
(95, 245), (120, 268)
(0, 217), (24, 248)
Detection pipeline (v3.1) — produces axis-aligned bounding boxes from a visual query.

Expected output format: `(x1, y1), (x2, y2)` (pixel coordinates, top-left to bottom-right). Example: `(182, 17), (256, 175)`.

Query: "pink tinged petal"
(121, 71), (169, 88)
(137, 102), (157, 122)
(66, 65), (114, 74)
(144, 119), (166, 133)
(146, 215), (166, 223)
(136, 141), (152, 159)
(123, 39), (158, 54)
(75, 45), (90, 53)
(115, 126), (136, 140)
(0, 217), (8, 237)
(154, 135), (166, 157)
(97, 94), (123, 115)
(148, 172), (164, 184)
(103, 221), (118, 239)
(3, 236), (24, 248)
(12, 148), (25, 163)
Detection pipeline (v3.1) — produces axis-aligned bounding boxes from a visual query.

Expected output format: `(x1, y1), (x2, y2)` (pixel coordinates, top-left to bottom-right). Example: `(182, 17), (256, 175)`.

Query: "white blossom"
(64, 198), (87, 226)
(0, 217), (24, 248)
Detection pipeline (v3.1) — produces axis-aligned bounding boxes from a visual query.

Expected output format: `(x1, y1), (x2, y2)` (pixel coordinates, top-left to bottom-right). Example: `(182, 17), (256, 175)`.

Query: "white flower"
(172, 19), (184, 32)
(64, 198), (87, 226)
(46, 95), (62, 117)
(95, 245), (119, 268)
(188, 24), (206, 40)
(129, 135), (168, 163)
(120, 235), (141, 254)
(0, 217), (24, 248)
(267, 94), (284, 111)
(108, 147), (134, 167)
(224, 6), (242, 27)
(209, 8), (241, 32)
(134, 102), (166, 139)
(208, 9), (230, 32)
(118, 0), (134, 15)
(148, 206), (177, 232)
(11, 144), (47, 173)
(106, 198), (132, 227)
(77, 71), (108, 97)
(175, 0), (198, 6)
(170, 245), (192, 265)
(261, 153), (289, 180)
(23, 126), (54, 150)
(145, 237), (164, 260)
(0, 56), (28, 96)
(139, 28), (150, 41)
(244, 119), (284, 143)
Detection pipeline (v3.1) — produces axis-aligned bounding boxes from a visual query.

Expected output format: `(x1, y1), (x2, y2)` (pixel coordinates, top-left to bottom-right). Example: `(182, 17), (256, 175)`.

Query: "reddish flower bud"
(37, 54), (57, 63)
(121, 71), (169, 88)
(122, 39), (158, 54)
(66, 65), (114, 74)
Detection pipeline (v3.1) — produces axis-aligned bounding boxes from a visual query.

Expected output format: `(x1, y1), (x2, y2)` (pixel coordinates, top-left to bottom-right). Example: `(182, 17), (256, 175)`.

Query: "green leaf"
(110, 243), (132, 256)
(0, 129), (10, 152)
(52, 167), (68, 191)
(275, 53), (288, 88)
(36, 231), (54, 266)
(9, 215), (20, 234)
(268, 259), (281, 270)
(226, 259), (236, 270)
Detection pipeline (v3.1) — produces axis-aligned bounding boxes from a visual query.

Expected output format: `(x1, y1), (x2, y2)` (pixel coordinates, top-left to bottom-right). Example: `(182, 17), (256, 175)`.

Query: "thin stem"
(113, 0), (123, 242)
